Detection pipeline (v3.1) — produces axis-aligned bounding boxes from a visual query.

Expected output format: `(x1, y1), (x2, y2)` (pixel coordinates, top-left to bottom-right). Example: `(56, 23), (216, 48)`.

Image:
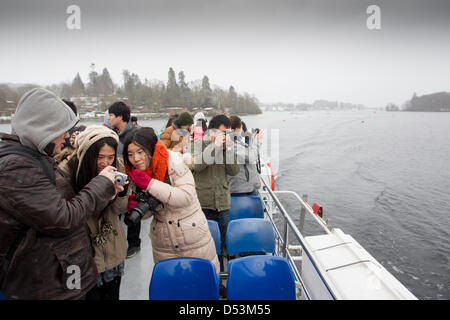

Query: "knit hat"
(72, 125), (119, 179)
(177, 112), (194, 126)
(193, 112), (206, 123)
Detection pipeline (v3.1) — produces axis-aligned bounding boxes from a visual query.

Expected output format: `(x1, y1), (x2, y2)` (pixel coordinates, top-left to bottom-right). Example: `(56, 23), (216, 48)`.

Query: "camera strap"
(256, 141), (262, 174)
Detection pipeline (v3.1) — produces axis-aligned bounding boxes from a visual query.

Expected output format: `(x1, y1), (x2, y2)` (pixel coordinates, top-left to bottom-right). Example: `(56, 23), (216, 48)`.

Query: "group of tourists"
(0, 87), (263, 300)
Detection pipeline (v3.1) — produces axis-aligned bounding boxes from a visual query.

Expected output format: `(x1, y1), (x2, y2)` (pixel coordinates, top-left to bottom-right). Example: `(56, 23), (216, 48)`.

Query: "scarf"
(125, 139), (169, 182)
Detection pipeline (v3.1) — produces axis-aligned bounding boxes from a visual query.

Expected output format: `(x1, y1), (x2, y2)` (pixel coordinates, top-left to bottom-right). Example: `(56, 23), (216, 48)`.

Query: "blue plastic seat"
(230, 195), (264, 221)
(227, 255), (296, 300)
(0, 290), (4, 300)
(207, 219), (221, 255)
(149, 257), (219, 300)
(226, 218), (276, 256)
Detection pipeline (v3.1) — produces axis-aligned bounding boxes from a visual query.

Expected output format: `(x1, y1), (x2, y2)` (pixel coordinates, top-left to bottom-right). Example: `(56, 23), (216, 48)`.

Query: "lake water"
(1, 110), (449, 299)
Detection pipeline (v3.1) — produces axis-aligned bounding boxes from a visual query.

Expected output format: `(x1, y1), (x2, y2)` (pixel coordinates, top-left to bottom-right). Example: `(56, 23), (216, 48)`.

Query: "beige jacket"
(136, 150), (219, 273)
(59, 158), (129, 273)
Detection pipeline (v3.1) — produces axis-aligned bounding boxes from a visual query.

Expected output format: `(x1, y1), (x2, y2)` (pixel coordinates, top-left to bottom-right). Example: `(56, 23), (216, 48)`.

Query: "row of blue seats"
(149, 255), (296, 300)
(151, 194), (286, 300)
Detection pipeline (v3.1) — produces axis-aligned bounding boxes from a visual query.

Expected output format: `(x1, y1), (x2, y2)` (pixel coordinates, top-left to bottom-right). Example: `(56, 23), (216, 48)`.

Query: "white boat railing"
(258, 178), (342, 300)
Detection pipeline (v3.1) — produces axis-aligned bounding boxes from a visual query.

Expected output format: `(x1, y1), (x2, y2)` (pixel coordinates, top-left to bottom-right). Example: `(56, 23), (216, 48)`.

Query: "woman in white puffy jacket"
(122, 127), (219, 274)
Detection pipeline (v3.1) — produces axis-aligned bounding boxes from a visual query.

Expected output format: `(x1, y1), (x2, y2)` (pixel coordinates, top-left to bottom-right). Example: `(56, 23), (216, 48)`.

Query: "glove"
(128, 193), (138, 211)
(129, 168), (152, 190)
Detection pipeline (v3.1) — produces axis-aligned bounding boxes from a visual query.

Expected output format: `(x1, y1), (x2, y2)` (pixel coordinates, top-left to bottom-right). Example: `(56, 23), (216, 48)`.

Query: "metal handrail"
(273, 190), (332, 234)
(259, 178), (340, 300)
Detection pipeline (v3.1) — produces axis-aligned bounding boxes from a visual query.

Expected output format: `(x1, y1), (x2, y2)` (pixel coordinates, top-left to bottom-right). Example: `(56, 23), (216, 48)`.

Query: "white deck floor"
(119, 217), (155, 300)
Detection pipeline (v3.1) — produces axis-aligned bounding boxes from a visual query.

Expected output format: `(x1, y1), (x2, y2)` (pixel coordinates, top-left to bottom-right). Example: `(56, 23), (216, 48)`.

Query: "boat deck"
(119, 217), (155, 300)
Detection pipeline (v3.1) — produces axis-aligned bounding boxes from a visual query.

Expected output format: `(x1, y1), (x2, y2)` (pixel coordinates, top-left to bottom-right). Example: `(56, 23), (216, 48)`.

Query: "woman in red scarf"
(122, 127), (219, 274)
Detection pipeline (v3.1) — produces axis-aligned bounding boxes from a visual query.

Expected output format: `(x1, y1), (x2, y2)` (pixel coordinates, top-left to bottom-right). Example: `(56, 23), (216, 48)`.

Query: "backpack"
(0, 144), (56, 290)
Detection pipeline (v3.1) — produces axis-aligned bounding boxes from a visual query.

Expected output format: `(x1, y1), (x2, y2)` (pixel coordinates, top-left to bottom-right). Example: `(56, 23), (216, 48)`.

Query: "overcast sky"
(1, 0), (449, 107)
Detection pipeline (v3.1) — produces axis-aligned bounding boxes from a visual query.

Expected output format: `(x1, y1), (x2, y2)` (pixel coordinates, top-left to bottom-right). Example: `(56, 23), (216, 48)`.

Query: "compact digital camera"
(114, 171), (128, 185)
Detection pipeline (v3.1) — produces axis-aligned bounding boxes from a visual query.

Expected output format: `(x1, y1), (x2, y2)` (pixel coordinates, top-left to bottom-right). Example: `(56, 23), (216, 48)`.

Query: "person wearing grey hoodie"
(0, 88), (121, 300)
(227, 115), (262, 195)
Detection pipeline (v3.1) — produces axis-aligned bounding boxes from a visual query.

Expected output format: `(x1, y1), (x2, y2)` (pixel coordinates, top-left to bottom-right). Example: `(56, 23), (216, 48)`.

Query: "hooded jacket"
(0, 88), (116, 299)
(228, 138), (262, 194)
(11, 88), (78, 154)
(160, 121), (191, 153)
(58, 126), (129, 274)
(189, 133), (240, 211)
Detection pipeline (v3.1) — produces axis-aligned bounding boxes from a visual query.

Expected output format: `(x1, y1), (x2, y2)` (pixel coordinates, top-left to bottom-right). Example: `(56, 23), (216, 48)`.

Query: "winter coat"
(189, 137), (240, 211)
(193, 125), (205, 140)
(0, 134), (115, 299)
(228, 138), (262, 194)
(117, 122), (135, 156)
(160, 122), (190, 153)
(58, 157), (129, 274)
(130, 150), (219, 273)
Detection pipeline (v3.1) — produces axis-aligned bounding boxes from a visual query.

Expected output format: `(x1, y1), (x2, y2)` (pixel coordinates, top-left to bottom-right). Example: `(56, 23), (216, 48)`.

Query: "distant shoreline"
(3, 109), (450, 125)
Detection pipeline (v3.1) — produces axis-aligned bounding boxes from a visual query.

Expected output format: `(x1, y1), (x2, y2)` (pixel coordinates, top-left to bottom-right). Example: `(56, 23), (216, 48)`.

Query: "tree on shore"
(403, 91), (450, 112)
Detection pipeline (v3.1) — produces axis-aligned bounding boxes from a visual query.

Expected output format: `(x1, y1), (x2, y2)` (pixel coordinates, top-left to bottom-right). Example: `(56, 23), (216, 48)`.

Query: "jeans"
(202, 208), (229, 272)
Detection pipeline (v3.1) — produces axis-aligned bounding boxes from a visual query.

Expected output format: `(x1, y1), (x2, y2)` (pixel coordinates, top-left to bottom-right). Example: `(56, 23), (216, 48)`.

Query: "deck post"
(299, 194), (308, 233)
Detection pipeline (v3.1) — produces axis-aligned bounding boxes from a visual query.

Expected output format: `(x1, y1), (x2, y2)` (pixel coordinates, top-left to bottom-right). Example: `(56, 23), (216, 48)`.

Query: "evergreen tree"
(99, 67), (114, 96)
(87, 63), (100, 96)
(178, 71), (192, 108)
(228, 86), (238, 113)
(201, 76), (212, 93)
(167, 67), (178, 90)
(201, 76), (213, 108)
(122, 69), (142, 105)
(71, 72), (85, 97)
(166, 67), (180, 107)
